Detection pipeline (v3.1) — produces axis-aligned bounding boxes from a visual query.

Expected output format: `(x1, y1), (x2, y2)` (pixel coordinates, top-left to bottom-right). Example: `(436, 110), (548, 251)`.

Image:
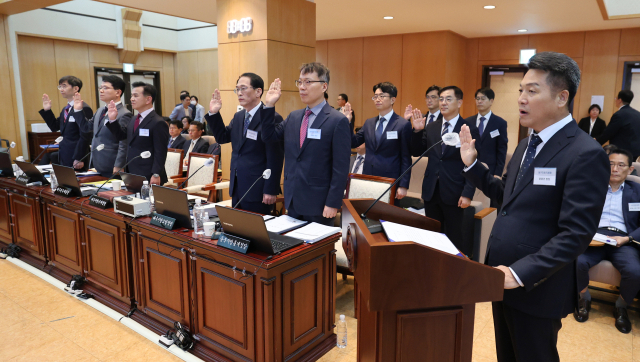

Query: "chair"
(172, 152), (219, 197)
(201, 135), (216, 146)
(165, 148), (184, 181)
(180, 133), (191, 142)
(406, 156), (428, 199)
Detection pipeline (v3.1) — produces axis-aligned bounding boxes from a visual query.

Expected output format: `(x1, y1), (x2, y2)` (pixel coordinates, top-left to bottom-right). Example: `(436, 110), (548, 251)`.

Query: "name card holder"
(89, 194), (113, 209)
(217, 233), (250, 254)
(15, 175), (30, 185)
(150, 212), (177, 230)
(54, 186), (74, 197)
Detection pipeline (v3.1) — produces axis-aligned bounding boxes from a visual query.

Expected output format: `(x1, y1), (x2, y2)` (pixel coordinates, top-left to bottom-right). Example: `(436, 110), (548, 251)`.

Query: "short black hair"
(618, 90), (634, 105)
(181, 116), (193, 124)
(300, 62), (330, 83)
(475, 87), (495, 100)
(169, 120), (182, 129)
(189, 121), (204, 132)
(527, 52), (580, 108)
(132, 82), (157, 103)
(102, 75), (125, 96)
(603, 144), (618, 155)
(191, 95), (198, 102)
(180, 90), (189, 96)
(237, 72), (265, 97)
(163, 117), (171, 124)
(324, 92), (329, 100)
(59, 75), (83, 91)
(439, 86), (463, 100)
(610, 148), (633, 167)
(588, 104), (601, 114)
(180, 93), (190, 101)
(425, 85), (441, 97)
(338, 93), (348, 102)
(373, 82), (398, 98)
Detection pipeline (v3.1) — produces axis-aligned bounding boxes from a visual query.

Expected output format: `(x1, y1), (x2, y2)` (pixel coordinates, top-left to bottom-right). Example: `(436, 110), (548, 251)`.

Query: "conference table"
(0, 175), (338, 362)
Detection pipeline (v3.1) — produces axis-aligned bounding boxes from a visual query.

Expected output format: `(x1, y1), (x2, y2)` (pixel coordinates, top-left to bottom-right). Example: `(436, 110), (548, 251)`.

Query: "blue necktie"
(478, 116), (486, 137)
(352, 155), (364, 174)
(428, 114), (435, 124)
(243, 112), (251, 137)
(515, 134), (543, 188)
(441, 122), (450, 153)
(375, 117), (385, 143)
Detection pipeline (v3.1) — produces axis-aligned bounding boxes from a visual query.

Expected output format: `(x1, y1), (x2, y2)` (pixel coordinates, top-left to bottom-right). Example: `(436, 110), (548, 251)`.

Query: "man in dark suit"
(459, 52), (610, 362)
(168, 121), (186, 149)
(349, 142), (366, 174)
(337, 93), (355, 132)
(410, 85), (479, 255)
(465, 88), (508, 180)
(346, 82), (412, 203)
(207, 73), (284, 214)
(106, 82), (169, 185)
(404, 85), (442, 126)
(71, 75), (129, 177)
(182, 121), (209, 166)
(578, 104), (606, 138)
(261, 63), (351, 226)
(39, 75), (93, 168)
(574, 148), (640, 334)
(597, 90), (640, 160)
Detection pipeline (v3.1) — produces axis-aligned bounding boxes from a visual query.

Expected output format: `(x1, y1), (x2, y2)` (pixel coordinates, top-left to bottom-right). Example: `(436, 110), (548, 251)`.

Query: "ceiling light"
(518, 29), (528, 33)
(484, 5), (496, 9)
(383, 16), (393, 20)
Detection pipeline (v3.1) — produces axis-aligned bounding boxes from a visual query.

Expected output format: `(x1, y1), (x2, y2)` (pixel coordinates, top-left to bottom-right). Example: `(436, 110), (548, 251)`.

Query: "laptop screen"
(215, 206), (274, 252)
(120, 172), (147, 194)
(152, 185), (192, 229)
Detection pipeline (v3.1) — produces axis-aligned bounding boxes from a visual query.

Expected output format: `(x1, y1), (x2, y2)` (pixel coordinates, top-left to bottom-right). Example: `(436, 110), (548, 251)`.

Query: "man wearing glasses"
(39, 75), (93, 168)
(206, 73), (284, 214)
(70, 75), (130, 177)
(410, 85), (480, 256)
(261, 63), (351, 226)
(404, 85), (442, 126)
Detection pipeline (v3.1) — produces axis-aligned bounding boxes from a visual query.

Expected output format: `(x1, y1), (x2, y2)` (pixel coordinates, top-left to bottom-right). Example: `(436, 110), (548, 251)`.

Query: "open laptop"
(152, 185), (193, 229)
(120, 172), (147, 194)
(14, 160), (49, 185)
(0, 152), (14, 177)
(52, 164), (97, 197)
(215, 206), (303, 254)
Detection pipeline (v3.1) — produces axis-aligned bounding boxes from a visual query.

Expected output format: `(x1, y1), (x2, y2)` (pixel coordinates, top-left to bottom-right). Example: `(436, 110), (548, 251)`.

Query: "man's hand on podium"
(495, 265), (520, 289)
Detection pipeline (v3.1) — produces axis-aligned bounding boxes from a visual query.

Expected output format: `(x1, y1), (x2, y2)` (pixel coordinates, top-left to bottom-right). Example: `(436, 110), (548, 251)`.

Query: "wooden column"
(120, 8), (143, 64)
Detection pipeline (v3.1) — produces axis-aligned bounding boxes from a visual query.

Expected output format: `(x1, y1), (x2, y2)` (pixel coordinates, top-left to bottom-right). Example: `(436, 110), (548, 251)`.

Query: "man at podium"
(458, 52), (610, 362)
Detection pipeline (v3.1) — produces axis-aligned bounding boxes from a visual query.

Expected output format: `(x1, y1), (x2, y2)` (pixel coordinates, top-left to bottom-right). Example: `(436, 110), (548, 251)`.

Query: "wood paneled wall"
(174, 49), (219, 107)
(0, 16), (21, 157)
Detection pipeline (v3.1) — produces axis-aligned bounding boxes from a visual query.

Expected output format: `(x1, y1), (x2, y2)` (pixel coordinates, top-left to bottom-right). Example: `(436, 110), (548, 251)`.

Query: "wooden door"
(46, 204), (83, 275)
(0, 189), (13, 244)
(9, 192), (43, 255)
(488, 71), (526, 153)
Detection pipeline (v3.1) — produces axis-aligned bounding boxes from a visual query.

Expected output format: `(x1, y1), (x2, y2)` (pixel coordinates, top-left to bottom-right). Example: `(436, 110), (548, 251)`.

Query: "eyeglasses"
(234, 86), (254, 94)
(98, 86), (114, 91)
(295, 79), (325, 87)
(475, 96), (488, 101)
(57, 84), (70, 90)
(426, 95), (439, 100)
(372, 95), (391, 101)
(439, 97), (456, 103)
(610, 162), (630, 169)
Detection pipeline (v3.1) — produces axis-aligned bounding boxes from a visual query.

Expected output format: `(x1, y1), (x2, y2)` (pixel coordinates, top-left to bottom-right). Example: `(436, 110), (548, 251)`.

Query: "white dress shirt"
(599, 183), (627, 232)
(426, 110), (441, 123)
(352, 154), (365, 174)
(375, 109), (394, 133)
(476, 110), (492, 130)
(589, 118), (596, 135)
(441, 114), (460, 134)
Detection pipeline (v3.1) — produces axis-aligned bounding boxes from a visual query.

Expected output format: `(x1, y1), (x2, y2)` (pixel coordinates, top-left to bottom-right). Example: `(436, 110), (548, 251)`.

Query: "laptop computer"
(120, 172), (147, 194)
(52, 164), (97, 197)
(215, 206), (303, 254)
(152, 185), (193, 229)
(14, 160), (49, 185)
(0, 152), (14, 177)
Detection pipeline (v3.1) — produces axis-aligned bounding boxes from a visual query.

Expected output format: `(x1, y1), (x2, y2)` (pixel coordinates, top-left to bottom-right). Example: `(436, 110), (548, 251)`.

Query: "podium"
(341, 199), (504, 362)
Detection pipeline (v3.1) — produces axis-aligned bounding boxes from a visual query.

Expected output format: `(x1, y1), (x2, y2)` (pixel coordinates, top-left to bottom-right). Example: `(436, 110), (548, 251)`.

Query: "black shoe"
(573, 297), (591, 322)
(614, 307), (632, 334)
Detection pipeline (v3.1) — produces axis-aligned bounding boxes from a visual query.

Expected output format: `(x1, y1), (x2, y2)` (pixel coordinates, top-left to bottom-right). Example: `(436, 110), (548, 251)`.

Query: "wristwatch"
(629, 235), (635, 243)
(152, 174), (160, 178)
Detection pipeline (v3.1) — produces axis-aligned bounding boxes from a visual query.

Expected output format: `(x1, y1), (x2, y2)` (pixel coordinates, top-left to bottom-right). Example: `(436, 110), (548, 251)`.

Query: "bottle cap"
(143, 180), (149, 185)
(196, 198), (201, 205)
(339, 314), (345, 321)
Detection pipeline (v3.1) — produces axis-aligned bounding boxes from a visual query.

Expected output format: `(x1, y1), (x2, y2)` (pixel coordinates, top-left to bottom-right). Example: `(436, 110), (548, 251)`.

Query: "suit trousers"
(492, 301), (562, 362)
(230, 176), (273, 215)
(423, 181), (471, 256)
(287, 200), (335, 226)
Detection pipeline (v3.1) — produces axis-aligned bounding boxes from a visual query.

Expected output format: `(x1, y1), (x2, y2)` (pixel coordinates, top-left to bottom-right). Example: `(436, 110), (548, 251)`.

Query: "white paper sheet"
(382, 220), (462, 256)
(285, 222), (340, 243)
(591, 95), (605, 113)
(593, 232), (617, 246)
(264, 215), (308, 234)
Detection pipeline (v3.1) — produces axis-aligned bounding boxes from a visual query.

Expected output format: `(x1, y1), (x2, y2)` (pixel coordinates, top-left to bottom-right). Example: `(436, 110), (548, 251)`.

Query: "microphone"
(360, 132), (461, 233)
(179, 157), (215, 189)
(76, 144), (104, 164)
(91, 151), (152, 196)
(1, 140), (15, 153)
(32, 136), (63, 164)
(233, 169), (271, 209)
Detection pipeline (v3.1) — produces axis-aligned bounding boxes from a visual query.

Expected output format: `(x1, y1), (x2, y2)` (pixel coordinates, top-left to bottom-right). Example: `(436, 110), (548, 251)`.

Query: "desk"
(0, 176), (338, 362)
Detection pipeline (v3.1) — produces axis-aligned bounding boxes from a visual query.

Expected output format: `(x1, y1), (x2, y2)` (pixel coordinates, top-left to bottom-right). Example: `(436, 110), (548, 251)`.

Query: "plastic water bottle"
(50, 170), (58, 191)
(148, 185), (155, 212)
(336, 314), (347, 348)
(193, 199), (205, 234)
(140, 181), (150, 200)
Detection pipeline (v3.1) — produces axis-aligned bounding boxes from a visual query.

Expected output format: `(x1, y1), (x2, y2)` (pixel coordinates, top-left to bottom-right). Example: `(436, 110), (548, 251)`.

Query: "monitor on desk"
(52, 164), (96, 197)
(14, 160), (49, 185)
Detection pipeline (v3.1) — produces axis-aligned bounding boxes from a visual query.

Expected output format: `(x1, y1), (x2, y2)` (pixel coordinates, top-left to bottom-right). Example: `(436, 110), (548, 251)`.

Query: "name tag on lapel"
(68, 116), (76, 123)
(533, 167), (556, 186)
(387, 131), (398, 139)
(630, 203), (640, 212)
(490, 129), (500, 138)
(246, 129), (258, 140)
(308, 129), (321, 140)
(139, 129), (150, 137)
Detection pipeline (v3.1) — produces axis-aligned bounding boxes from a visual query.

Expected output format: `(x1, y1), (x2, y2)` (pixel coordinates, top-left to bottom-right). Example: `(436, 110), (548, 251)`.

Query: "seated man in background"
(168, 120), (186, 149)
(575, 148), (640, 334)
(182, 121), (209, 166)
(170, 93), (192, 121)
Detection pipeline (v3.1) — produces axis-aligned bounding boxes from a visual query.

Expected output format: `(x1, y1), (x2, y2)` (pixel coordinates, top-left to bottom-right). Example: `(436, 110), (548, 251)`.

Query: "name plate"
(89, 195), (112, 209)
(15, 175), (30, 185)
(150, 212), (176, 230)
(54, 186), (74, 197)
(217, 233), (250, 254)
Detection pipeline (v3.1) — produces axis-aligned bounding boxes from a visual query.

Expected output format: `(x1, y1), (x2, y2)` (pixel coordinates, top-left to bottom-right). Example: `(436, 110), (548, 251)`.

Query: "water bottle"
(50, 170), (58, 190)
(148, 185), (155, 212)
(140, 181), (150, 200)
(193, 199), (205, 234)
(336, 314), (347, 348)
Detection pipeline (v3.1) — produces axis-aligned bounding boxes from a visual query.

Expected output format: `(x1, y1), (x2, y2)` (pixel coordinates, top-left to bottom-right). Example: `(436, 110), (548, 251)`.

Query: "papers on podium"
(381, 220), (463, 257)
(264, 215), (309, 234)
(593, 233), (617, 246)
(285, 223), (341, 244)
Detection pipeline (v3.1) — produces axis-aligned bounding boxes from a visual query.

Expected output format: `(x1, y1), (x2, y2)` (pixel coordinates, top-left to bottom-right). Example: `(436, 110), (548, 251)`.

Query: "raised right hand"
(73, 92), (83, 111)
(341, 102), (353, 121)
(107, 100), (118, 121)
(42, 94), (52, 111)
(210, 89), (222, 114)
(411, 108), (426, 131)
(264, 79), (282, 107)
(459, 124), (478, 167)
(403, 104), (413, 120)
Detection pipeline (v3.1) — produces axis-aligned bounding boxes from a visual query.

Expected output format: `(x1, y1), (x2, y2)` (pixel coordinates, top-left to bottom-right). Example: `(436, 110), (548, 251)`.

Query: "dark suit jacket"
(466, 113), (508, 176)
(410, 115), (480, 205)
(351, 112), (412, 188)
(168, 136), (186, 149)
(39, 102), (93, 167)
(578, 117), (606, 138)
(261, 103), (351, 215)
(597, 105), (640, 159)
(206, 106), (284, 201)
(182, 137), (209, 155)
(619, 180), (640, 241)
(464, 120), (610, 319)
(106, 110), (170, 185)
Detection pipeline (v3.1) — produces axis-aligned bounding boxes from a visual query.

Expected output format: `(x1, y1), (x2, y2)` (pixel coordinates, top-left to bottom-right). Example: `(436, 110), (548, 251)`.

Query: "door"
(0, 189), (13, 244)
(622, 61), (640, 110)
(484, 67), (527, 153)
(9, 192), (43, 255)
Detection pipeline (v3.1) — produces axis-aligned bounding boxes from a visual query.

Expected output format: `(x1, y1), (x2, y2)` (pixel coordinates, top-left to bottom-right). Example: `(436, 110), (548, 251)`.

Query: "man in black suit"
(466, 88), (508, 179)
(459, 51), (610, 362)
(39, 75), (93, 168)
(410, 85), (479, 255)
(168, 121), (186, 149)
(182, 121), (209, 166)
(346, 82), (412, 203)
(106, 82), (169, 185)
(206, 72), (284, 214)
(597, 90), (640, 160)
(404, 85), (442, 126)
(261, 63), (351, 226)
(578, 104), (606, 138)
(574, 148), (640, 334)
(337, 93), (355, 132)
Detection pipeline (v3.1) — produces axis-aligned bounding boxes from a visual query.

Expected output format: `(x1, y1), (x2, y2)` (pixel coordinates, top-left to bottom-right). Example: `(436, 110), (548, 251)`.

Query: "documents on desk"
(35, 165), (53, 172)
(381, 220), (463, 257)
(264, 215), (309, 234)
(406, 207), (426, 216)
(593, 233), (618, 246)
(285, 223), (341, 244)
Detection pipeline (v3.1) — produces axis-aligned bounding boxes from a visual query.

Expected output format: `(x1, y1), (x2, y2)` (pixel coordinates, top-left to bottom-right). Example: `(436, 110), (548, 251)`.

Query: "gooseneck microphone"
(92, 151), (151, 196)
(179, 157), (215, 189)
(233, 169), (271, 209)
(76, 144), (105, 164)
(32, 136), (63, 164)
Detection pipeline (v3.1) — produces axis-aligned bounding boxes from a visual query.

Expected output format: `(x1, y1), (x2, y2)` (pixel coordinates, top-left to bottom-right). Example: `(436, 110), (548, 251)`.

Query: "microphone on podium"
(179, 157), (215, 189)
(233, 169), (271, 209)
(360, 132), (461, 233)
(32, 136), (63, 164)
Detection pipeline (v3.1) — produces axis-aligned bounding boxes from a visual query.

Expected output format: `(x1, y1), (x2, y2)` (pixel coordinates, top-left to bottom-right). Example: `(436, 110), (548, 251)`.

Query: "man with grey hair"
(458, 52), (610, 361)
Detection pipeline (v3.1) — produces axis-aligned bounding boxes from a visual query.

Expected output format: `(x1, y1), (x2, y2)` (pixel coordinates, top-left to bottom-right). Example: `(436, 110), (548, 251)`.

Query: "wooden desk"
(0, 176), (338, 362)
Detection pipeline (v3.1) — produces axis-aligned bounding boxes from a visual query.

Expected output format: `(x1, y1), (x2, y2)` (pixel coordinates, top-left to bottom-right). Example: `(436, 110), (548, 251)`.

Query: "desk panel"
(0, 189), (12, 245)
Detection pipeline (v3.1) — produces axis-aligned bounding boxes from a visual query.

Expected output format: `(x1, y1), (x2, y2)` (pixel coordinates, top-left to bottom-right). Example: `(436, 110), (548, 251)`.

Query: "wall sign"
(227, 17), (253, 34)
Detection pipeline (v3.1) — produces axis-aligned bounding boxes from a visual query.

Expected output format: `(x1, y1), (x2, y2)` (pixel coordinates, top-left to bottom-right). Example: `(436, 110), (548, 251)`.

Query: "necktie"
(376, 117), (386, 143)
(63, 104), (71, 123)
(353, 155), (364, 174)
(98, 106), (108, 124)
(188, 140), (196, 154)
(441, 121), (450, 153)
(168, 138), (173, 147)
(300, 109), (312, 148)
(243, 112), (251, 137)
(515, 134), (543, 188)
(428, 114), (435, 124)
(478, 116), (486, 137)
(133, 114), (141, 131)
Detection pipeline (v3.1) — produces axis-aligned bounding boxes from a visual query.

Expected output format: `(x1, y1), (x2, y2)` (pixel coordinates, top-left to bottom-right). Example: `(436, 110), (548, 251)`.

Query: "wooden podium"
(341, 199), (504, 362)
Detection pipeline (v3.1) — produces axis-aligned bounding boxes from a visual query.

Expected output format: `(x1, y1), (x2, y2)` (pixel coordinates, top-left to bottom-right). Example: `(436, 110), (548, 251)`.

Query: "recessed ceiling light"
(518, 29), (528, 33)
(383, 16), (393, 20)
(484, 5), (496, 9)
